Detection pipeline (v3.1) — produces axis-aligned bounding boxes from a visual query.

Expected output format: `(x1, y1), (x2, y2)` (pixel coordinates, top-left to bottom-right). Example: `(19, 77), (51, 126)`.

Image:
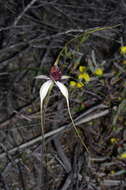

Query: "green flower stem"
(54, 24), (121, 66)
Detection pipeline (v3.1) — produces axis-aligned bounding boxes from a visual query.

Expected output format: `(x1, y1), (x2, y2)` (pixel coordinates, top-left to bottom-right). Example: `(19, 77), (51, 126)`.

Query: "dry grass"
(0, 0), (126, 190)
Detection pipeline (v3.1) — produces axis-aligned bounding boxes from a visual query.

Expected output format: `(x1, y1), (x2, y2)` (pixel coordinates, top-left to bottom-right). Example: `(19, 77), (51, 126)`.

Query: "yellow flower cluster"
(70, 81), (84, 88)
(120, 46), (126, 55)
(70, 66), (90, 88)
(78, 66), (91, 82)
(69, 65), (104, 88)
(78, 73), (90, 82)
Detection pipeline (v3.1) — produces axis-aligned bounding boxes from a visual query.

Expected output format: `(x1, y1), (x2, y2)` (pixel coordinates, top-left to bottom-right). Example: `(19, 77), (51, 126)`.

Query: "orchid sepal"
(61, 75), (71, 80)
(55, 81), (69, 102)
(35, 75), (50, 80)
(40, 80), (54, 104)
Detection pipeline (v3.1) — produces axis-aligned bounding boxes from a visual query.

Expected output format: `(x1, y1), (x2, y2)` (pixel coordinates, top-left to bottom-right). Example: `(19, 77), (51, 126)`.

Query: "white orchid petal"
(61, 75), (71, 80)
(55, 81), (69, 101)
(35, 75), (50, 80)
(39, 80), (53, 151)
(40, 80), (53, 103)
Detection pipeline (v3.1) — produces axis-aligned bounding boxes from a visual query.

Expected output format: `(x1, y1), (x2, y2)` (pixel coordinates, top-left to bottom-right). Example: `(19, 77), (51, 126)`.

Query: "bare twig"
(14, 0), (39, 25)
(53, 138), (72, 173)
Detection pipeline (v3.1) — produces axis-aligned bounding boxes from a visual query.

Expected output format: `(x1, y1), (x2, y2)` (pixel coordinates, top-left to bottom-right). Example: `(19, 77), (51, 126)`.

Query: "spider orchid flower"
(35, 65), (89, 152)
(35, 65), (70, 108)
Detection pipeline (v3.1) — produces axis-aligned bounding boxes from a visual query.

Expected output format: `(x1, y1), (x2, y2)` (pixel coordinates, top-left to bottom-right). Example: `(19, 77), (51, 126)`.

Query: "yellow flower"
(70, 81), (77, 87)
(122, 60), (126, 64)
(119, 152), (126, 159)
(78, 73), (90, 82)
(120, 46), (126, 55)
(111, 170), (116, 175)
(27, 108), (32, 113)
(94, 68), (103, 76)
(79, 66), (86, 72)
(110, 138), (118, 144)
(78, 74), (84, 79)
(76, 82), (84, 88)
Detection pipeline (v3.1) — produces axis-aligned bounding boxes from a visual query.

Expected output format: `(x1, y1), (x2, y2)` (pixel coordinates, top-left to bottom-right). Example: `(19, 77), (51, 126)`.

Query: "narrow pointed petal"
(61, 75), (71, 80)
(35, 75), (50, 80)
(55, 81), (89, 152)
(40, 80), (53, 103)
(55, 81), (69, 100)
